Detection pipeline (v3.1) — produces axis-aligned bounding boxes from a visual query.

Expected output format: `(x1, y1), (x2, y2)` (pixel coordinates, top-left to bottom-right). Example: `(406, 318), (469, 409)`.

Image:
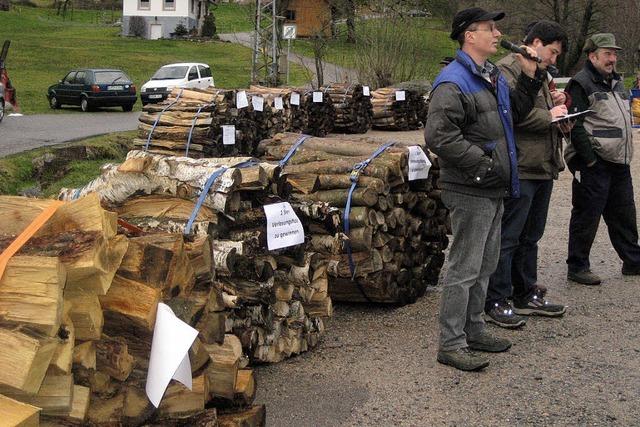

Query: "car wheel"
(49, 95), (61, 109)
(80, 97), (90, 112)
(122, 103), (134, 112)
(0, 99), (4, 123)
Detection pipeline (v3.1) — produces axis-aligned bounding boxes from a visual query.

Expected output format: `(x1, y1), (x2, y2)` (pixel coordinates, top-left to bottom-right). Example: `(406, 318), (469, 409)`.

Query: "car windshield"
(152, 66), (189, 80)
(94, 71), (131, 84)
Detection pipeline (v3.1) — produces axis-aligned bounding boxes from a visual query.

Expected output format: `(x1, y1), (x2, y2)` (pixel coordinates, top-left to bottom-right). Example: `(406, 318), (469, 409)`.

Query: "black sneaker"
(485, 301), (526, 329)
(513, 287), (566, 317)
(437, 347), (490, 371)
(622, 264), (640, 275)
(567, 269), (601, 285)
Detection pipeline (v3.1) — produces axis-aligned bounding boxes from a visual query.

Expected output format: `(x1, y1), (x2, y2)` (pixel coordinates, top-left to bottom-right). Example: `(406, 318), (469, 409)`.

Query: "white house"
(122, 0), (210, 39)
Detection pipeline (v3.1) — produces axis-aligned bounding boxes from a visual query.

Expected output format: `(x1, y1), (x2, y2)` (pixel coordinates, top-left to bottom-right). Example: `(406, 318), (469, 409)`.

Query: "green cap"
(583, 33), (622, 53)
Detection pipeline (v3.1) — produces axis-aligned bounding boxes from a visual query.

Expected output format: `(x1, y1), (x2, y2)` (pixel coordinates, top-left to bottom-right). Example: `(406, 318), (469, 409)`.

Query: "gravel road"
(0, 112), (139, 157)
(254, 129), (640, 426)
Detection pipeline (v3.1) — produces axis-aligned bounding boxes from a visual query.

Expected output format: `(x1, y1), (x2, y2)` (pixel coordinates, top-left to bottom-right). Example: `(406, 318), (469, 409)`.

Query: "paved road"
(0, 112), (140, 157)
(219, 32), (359, 85)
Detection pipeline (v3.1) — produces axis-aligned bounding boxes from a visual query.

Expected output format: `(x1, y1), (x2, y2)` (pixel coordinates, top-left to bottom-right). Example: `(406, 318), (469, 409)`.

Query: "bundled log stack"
(0, 193), (267, 426)
(247, 85), (294, 140)
(319, 83), (372, 134)
(137, 88), (217, 158)
(59, 150), (332, 364)
(289, 88), (336, 137)
(371, 87), (427, 131)
(257, 132), (449, 305)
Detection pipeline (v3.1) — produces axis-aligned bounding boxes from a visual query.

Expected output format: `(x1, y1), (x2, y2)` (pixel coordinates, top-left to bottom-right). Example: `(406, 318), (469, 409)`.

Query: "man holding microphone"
(484, 21), (570, 328)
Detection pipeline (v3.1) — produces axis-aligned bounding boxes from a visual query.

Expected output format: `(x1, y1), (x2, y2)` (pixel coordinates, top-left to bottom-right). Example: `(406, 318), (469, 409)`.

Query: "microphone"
(500, 39), (542, 63)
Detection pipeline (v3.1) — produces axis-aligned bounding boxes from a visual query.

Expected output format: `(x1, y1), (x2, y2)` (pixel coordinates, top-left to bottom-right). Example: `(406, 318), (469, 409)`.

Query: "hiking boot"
(485, 301), (526, 329)
(567, 269), (601, 285)
(622, 264), (640, 276)
(437, 347), (490, 371)
(467, 331), (512, 353)
(513, 287), (566, 317)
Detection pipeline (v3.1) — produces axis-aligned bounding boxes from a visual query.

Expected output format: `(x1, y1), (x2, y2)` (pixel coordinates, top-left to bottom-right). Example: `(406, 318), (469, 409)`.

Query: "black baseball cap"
(450, 7), (505, 40)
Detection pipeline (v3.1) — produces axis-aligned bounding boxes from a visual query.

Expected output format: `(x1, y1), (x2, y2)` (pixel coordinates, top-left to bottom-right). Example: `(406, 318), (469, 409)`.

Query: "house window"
(285, 10), (296, 20)
(138, 0), (150, 10)
(163, 0), (175, 11)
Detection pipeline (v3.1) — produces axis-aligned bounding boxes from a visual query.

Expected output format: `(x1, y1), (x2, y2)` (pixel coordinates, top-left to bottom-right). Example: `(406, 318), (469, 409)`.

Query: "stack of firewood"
(257, 133), (449, 304)
(0, 194), (266, 425)
(59, 150), (332, 364)
(320, 83), (372, 134)
(289, 88), (336, 137)
(371, 86), (427, 131)
(137, 88), (217, 158)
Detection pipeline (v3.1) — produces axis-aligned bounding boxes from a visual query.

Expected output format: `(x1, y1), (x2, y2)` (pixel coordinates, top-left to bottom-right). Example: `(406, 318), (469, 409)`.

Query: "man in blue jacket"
(425, 8), (544, 371)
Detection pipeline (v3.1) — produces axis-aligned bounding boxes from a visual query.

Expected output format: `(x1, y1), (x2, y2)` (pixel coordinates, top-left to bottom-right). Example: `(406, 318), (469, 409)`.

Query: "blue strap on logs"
(278, 134), (311, 168)
(186, 102), (213, 157)
(144, 88), (184, 151)
(343, 141), (396, 298)
(183, 159), (258, 235)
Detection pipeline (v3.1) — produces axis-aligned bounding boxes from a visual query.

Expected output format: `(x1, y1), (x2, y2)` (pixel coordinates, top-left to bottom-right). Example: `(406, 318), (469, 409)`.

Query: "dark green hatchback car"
(47, 69), (137, 112)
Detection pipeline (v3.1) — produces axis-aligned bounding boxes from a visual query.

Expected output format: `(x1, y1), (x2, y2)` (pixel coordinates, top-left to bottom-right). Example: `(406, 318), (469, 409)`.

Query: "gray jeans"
(439, 190), (503, 351)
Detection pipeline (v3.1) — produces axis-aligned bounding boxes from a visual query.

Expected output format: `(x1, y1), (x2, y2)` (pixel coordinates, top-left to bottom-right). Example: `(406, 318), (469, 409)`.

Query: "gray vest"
(565, 67), (633, 165)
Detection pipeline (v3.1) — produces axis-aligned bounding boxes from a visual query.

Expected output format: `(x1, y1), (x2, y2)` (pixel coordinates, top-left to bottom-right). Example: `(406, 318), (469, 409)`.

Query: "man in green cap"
(564, 33), (640, 285)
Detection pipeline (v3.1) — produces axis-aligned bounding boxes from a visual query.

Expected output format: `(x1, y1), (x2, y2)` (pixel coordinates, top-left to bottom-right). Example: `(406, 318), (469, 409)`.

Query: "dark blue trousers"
(567, 158), (640, 272)
(485, 179), (553, 311)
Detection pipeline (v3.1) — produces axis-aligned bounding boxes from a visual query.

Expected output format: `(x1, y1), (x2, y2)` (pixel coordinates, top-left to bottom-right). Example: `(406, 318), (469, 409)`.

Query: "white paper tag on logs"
(264, 202), (305, 250)
(291, 92), (301, 105)
(252, 95), (264, 112)
(222, 125), (236, 145)
(395, 90), (406, 101)
(313, 91), (323, 103)
(274, 96), (284, 110)
(363, 85), (371, 96)
(146, 303), (198, 408)
(408, 146), (432, 181)
(236, 90), (249, 109)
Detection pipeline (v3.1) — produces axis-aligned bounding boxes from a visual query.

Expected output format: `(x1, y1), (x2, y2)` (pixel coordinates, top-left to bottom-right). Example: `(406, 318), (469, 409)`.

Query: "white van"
(140, 62), (214, 105)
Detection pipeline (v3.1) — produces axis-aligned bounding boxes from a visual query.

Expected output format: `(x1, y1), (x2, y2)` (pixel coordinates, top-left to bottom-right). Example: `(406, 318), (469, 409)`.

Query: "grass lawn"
(0, 6), (309, 114)
(213, 2), (254, 33)
(0, 131), (135, 196)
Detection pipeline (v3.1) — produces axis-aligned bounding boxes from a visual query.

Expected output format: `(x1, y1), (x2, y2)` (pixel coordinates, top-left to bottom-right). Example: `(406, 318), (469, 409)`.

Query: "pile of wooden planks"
(320, 83), (372, 134)
(257, 132), (449, 304)
(288, 88), (336, 137)
(0, 193), (267, 425)
(371, 87), (427, 131)
(60, 150), (332, 364)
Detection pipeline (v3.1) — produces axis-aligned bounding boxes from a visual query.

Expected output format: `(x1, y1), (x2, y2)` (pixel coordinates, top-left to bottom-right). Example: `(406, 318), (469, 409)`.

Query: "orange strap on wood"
(0, 200), (64, 281)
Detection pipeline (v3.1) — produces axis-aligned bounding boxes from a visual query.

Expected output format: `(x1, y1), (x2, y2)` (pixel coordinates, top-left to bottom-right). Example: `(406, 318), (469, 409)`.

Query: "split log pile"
(257, 132), (450, 304)
(59, 150), (332, 364)
(289, 88), (336, 137)
(319, 83), (372, 134)
(0, 193), (266, 426)
(371, 87), (427, 131)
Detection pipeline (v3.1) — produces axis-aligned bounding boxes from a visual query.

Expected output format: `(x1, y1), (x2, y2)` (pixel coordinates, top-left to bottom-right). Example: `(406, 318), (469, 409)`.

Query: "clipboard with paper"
(551, 109), (595, 123)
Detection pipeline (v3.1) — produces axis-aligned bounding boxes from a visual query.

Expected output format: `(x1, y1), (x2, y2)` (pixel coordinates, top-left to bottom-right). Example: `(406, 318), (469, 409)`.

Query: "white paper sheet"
(395, 90), (406, 101)
(222, 125), (236, 145)
(408, 146), (432, 181)
(236, 90), (249, 109)
(252, 95), (264, 112)
(363, 85), (370, 96)
(145, 303), (198, 408)
(274, 96), (284, 110)
(264, 202), (305, 250)
(313, 91), (323, 103)
(291, 92), (301, 105)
